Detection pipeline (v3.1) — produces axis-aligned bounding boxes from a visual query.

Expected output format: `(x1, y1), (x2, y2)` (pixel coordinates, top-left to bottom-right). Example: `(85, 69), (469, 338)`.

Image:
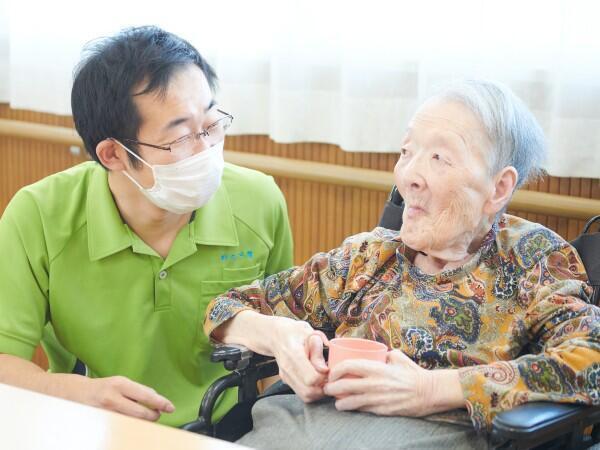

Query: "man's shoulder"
(496, 214), (570, 268)
(14, 161), (99, 207)
(222, 162), (280, 196)
(3, 162), (100, 245)
(222, 163), (286, 219)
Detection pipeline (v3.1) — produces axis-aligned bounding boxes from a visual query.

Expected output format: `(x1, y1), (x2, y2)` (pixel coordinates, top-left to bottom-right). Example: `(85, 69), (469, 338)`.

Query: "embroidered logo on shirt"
(220, 250), (254, 262)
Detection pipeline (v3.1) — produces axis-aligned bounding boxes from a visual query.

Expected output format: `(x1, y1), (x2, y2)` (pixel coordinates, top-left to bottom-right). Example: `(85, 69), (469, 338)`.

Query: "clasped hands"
(270, 318), (462, 417)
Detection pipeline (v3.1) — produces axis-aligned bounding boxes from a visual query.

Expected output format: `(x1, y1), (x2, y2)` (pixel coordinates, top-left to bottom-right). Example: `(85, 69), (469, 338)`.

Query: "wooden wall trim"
(0, 118), (81, 146)
(217, 151), (600, 221)
(1, 118), (599, 220)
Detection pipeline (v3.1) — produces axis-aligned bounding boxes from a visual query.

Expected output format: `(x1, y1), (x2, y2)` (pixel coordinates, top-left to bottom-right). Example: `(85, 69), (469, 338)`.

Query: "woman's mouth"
(406, 205), (426, 218)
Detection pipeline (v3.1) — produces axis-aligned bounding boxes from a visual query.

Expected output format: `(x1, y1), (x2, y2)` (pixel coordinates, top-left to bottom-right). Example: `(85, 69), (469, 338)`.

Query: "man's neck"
(107, 171), (192, 257)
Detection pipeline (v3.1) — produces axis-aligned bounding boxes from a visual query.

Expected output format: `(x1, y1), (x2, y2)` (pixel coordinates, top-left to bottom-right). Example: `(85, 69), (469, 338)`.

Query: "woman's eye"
(400, 148), (407, 156)
(432, 153), (441, 160)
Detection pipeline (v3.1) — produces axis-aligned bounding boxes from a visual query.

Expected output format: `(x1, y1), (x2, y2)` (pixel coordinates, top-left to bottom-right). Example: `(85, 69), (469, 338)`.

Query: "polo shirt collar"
(190, 181), (239, 247)
(86, 167), (239, 262)
(86, 166), (132, 261)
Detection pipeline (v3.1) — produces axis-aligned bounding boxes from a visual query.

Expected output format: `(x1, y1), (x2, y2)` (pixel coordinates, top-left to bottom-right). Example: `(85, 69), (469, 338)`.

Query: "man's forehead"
(133, 65), (211, 105)
(133, 67), (214, 125)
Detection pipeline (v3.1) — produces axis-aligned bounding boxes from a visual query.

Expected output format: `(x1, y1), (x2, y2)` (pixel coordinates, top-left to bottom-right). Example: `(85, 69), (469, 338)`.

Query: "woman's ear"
(96, 139), (129, 171)
(484, 166), (518, 216)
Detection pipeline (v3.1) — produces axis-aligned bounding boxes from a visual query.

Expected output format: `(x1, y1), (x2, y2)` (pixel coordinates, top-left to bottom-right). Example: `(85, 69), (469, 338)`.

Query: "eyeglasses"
(122, 109), (233, 158)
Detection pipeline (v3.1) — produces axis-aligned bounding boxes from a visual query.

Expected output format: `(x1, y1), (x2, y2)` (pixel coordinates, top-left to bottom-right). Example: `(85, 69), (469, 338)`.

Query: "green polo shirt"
(0, 161), (293, 427)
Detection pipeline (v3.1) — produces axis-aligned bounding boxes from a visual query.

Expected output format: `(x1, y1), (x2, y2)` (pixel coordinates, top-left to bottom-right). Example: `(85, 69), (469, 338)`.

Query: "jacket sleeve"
(458, 243), (600, 432)
(201, 226), (402, 340)
(203, 240), (356, 339)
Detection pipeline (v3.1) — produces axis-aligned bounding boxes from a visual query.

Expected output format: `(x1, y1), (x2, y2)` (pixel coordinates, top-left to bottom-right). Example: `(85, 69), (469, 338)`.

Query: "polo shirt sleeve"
(264, 185), (294, 276)
(0, 190), (50, 360)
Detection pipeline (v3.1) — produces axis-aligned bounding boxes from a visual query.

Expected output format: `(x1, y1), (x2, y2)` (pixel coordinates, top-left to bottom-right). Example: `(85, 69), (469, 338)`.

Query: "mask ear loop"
(111, 138), (158, 191)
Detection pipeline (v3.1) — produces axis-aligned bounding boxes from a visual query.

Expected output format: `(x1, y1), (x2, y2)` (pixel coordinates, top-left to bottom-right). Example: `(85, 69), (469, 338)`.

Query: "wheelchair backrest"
(570, 215), (600, 306)
(378, 185), (404, 231)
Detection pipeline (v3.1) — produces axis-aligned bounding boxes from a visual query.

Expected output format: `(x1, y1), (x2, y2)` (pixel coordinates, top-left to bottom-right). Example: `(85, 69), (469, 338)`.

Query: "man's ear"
(484, 166), (518, 216)
(96, 139), (129, 171)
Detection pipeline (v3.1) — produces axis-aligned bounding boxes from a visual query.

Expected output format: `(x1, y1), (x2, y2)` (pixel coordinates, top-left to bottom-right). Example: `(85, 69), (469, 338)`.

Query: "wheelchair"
(183, 186), (600, 450)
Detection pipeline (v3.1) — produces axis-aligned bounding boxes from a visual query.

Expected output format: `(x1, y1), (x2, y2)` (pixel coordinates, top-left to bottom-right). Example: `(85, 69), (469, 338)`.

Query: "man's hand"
(269, 317), (329, 403)
(0, 354), (175, 422)
(83, 376), (175, 421)
(323, 350), (464, 416)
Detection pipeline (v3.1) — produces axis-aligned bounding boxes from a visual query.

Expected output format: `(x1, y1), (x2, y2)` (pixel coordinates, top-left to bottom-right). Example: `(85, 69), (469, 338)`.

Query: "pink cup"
(327, 337), (388, 370)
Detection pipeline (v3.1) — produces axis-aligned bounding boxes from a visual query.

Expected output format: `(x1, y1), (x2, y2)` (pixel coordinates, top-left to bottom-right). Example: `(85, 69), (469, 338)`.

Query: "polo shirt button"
(159, 270), (168, 280)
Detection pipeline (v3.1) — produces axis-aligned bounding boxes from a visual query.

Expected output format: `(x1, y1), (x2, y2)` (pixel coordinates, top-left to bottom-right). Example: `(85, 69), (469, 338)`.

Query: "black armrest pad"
(210, 344), (276, 371)
(492, 402), (599, 438)
(494, 402), (580, 432)
(210, 344), (253, 363)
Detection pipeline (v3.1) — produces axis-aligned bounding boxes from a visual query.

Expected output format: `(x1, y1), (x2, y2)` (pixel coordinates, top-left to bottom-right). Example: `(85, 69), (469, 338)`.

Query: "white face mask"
(117, 140), (225, 214)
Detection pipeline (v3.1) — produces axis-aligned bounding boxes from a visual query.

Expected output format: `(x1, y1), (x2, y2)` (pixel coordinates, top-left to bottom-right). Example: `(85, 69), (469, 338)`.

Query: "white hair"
(433, 80), (547, 189)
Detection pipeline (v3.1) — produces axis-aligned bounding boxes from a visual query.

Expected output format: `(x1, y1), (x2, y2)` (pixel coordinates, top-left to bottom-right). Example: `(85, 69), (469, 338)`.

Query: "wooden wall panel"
(2, 104), (599, 264)
(225, 135), (600, 262)
(1, 104), (600, 371)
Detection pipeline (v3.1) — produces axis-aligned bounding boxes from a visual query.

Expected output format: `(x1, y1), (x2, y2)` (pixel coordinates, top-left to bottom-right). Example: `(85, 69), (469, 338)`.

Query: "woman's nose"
(409, 178), (423, 191)
(402, 158), (427, 192)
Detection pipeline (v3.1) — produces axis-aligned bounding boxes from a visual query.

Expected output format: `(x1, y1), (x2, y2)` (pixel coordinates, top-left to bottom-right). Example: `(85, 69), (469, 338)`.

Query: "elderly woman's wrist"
(427, 369), (466, 413)
(216, 310), (276, 355)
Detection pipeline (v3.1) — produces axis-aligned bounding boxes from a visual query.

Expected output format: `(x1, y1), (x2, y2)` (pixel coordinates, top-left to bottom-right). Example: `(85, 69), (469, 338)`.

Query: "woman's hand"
(323, 350), (464, 416)
(215, 310), (329, 402)
(269, 317), (330, 403)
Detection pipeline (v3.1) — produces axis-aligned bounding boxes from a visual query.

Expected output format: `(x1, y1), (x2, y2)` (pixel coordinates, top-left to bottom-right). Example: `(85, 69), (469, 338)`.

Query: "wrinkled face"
(394, 99), (495, 258)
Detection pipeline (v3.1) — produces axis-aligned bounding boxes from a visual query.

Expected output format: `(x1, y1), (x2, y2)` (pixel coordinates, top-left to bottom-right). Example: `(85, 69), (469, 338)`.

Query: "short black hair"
(71, 26), (217, 168)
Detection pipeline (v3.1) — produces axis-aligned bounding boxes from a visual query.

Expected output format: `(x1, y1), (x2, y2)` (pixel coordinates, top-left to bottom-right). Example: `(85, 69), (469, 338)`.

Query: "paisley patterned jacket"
(204, 214), (600, 431)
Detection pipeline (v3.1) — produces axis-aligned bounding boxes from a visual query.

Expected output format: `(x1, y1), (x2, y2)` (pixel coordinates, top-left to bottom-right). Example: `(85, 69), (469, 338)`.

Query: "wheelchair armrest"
(191, 329), (335, 438)
(211, 344), (276, 371)
(211, 344), (255, 371)
(210, 326), (335, 372)
(183, 345), (280, 435)
(492, 402), (600, 448)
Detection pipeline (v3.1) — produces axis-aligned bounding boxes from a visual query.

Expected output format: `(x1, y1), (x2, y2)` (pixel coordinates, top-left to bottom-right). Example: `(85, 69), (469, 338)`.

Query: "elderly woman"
(204, 80), (600, 449)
